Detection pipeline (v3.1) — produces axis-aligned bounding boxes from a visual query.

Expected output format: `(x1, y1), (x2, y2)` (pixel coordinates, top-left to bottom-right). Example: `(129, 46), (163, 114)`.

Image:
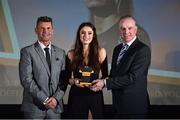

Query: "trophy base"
(80, 82), (92, 85)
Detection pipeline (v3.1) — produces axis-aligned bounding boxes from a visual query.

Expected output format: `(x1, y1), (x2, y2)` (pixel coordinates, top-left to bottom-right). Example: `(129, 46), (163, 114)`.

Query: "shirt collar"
(38, 40), (51, 50)
(124, 36), (136, 47)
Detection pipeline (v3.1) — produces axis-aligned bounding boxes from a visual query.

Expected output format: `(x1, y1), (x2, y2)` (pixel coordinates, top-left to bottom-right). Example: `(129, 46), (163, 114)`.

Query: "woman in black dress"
(66, 22), (108, 119)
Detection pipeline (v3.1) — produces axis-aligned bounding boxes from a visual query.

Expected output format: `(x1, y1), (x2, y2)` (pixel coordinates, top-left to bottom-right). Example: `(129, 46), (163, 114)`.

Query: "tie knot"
(122, 43), (128, 51)
(44, 48), (49, 52)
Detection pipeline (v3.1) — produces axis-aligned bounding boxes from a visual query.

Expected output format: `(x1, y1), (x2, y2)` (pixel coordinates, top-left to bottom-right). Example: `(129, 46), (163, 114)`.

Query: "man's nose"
(43, 29), (48, 34)
(125, 29), (129, 34)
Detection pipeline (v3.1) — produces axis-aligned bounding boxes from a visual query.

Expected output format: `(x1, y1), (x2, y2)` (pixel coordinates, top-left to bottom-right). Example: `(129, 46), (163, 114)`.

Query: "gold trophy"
(79, 66), (94, 85)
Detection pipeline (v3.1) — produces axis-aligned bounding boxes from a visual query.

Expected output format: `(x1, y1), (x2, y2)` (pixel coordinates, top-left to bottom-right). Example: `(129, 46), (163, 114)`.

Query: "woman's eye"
(88, 32), (92, 35)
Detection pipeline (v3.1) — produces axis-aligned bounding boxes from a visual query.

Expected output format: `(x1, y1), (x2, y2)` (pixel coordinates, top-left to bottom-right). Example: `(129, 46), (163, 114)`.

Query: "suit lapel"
(115, 44), (123, 65)
(111, 44), (123, 72)
(116, 39), (139, 68)
(34, 42), (50, 76)
(51, 45), (56, 76)
(124, 39), (139, 56)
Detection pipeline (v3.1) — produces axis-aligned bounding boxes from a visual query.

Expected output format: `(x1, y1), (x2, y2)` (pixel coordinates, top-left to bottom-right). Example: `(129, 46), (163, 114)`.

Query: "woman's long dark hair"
(71, 22), (100, 72)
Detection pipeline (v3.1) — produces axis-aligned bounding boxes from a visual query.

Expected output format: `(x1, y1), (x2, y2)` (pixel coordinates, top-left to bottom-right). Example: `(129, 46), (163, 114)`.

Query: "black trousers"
(23, 109), (61, 119)
(67, 93), (104, 119)
(114, 113), (148, 119)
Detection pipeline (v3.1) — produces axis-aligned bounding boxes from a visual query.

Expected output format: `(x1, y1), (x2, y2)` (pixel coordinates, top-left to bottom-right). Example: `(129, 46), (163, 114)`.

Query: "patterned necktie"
(44, 48), (51, 70)
(117, 43), (128, 64)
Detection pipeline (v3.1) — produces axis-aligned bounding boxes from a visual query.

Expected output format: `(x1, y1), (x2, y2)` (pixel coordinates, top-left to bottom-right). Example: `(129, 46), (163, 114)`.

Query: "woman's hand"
(69, 78), (75, 85)
(74, 79), (86, 88)
(69, 78), (85, 88)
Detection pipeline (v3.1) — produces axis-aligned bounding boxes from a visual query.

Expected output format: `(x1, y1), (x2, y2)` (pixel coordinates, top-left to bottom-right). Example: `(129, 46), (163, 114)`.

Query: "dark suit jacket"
(106, 38), (151, 115)
(19, 41), (66, 114)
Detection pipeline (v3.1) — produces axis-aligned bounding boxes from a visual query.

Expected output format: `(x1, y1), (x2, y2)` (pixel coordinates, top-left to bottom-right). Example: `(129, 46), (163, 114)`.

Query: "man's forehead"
(37, 22), (53, 28)
(119, 18), (136, 28)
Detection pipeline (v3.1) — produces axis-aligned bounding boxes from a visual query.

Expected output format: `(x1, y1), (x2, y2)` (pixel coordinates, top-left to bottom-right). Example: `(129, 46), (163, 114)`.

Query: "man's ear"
(35, 28), (37, 34)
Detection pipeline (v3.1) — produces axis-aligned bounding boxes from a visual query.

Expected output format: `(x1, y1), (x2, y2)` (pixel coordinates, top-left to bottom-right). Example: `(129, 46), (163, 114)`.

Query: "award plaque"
(79, 66), (94, 85)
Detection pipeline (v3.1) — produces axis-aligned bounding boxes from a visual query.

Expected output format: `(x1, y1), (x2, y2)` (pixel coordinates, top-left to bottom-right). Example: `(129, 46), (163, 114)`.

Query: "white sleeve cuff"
(103, 79), (107, 87)
(43, 97), (49, 105)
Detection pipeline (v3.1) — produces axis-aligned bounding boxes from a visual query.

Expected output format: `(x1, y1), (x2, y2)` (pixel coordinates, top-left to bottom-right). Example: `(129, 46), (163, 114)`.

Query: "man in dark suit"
(85, 0), (151, 64)
(19, 16), (67, 119)
(91, 15), (151, 118)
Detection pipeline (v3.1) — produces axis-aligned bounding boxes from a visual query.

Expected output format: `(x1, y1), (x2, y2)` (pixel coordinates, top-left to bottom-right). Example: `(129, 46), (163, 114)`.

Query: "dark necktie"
(44, 47), (53, 95)
(117, 43), (128, 64)
(44, 48), (51, 70)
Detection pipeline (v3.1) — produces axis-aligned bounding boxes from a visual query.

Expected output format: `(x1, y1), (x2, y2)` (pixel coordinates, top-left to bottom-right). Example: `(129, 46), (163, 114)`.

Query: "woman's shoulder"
(98, 47), (107, 63)
(99, 47), (106, 54)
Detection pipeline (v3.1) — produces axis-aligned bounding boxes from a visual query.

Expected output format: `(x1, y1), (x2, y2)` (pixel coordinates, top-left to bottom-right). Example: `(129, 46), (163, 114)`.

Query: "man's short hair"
(119, 15), (136, 22)
(119, 15), (137, 26)
(36, 16), (53, 27)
